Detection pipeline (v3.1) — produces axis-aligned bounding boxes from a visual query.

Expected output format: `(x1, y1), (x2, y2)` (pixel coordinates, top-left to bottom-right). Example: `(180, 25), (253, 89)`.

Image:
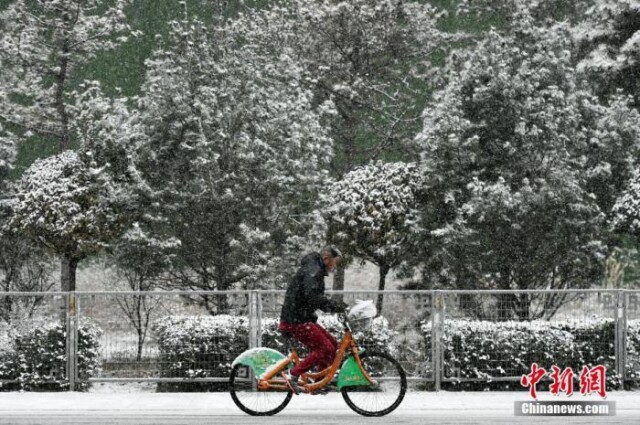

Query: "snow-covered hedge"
(628, 320), (640, 382)
(421, 318), (640, 389)
(0, 351), (18, 390)
(153, 315), (249, 392)
(0, 322), (101, 391)
(153, 314), (395, 391)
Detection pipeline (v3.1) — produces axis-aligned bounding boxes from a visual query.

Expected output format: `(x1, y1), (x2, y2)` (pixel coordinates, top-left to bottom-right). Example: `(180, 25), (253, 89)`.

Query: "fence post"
(257, 291), (263, 347)
(432, 291), (444, 392)
(248, 291), (259, 349)
(66, 292), (76, 391)
(615, 290), (627, 387)
(74, 293), (80, 389)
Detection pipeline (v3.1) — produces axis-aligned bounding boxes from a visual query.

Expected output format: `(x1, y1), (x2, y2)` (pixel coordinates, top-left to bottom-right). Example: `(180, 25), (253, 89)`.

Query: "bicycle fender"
(337, 354), (369, 390)
(231, 347), (289, 378)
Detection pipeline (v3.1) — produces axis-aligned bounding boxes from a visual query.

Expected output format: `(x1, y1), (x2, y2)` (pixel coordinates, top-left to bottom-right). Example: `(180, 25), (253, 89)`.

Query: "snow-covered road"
(0, 391), (638, 424)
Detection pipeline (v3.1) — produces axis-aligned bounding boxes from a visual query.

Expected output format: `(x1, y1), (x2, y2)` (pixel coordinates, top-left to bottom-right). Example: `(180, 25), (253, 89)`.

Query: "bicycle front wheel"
(341, 351), (407, 417)
(229, 364), (292, 416)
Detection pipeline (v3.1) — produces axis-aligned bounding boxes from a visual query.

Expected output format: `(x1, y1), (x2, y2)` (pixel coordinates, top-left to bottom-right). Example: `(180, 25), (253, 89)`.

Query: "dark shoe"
(281, 372), (303, 395)
(311, 383), (337, 395)
(310, 387), (330, 395)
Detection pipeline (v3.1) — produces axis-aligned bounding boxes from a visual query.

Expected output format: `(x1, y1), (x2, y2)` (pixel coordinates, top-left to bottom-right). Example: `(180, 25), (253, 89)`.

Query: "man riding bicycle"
(279, 246), (347, 394)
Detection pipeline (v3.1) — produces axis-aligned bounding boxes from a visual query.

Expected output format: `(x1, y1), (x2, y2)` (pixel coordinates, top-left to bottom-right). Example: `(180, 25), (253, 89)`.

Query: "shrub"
(153, 315), (249, 392)
(422, 320), (577, 390)
(0, 322), (101, 391)
(0, 351), (19, 391)
(553, 319), (620, 387)
(627, 320), (640, 383)
(421, 318), (634, 390)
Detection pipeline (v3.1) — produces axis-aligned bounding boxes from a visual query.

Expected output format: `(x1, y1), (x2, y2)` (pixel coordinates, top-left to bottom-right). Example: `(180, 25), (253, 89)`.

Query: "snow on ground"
(0, 391), (638, 417)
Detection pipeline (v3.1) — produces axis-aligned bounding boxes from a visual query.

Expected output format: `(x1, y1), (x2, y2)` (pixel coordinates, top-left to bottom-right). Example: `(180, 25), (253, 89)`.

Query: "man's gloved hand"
(334, 299), (349, 314)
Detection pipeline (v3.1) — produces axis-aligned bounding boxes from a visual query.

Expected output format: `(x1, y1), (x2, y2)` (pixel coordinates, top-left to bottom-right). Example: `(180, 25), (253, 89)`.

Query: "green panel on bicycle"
(337, 355), (369, 390)
(231, 347), (290, 378)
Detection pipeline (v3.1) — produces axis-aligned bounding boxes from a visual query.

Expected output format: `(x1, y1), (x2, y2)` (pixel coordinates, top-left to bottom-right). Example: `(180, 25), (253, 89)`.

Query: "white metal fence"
(0, 289), (638, 391)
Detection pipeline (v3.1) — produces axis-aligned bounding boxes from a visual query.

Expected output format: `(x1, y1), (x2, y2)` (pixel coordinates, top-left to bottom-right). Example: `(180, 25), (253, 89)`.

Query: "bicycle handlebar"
(339, 313), (352, 331)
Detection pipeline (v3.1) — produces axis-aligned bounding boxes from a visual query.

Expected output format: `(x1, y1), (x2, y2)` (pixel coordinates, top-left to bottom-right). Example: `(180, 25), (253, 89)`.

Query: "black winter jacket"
(280, 252), (340, 324)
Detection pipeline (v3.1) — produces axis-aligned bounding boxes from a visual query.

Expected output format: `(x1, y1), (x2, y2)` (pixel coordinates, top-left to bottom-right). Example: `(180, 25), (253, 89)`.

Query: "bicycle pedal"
(310, 388), (330, 396)
(281, 372), (303, 395)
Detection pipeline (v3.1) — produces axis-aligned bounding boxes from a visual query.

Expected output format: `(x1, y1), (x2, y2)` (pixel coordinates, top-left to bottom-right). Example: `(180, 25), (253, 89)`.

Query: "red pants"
(279, 322), (338, 376)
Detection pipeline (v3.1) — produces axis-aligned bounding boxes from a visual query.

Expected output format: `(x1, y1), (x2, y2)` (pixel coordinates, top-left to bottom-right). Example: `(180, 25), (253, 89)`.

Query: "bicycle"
(228, 308), (407, 417)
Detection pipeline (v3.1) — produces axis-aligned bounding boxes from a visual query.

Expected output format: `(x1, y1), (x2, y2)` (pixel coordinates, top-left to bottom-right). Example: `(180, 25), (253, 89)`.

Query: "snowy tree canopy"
(456, 0), (589, 25)
(9, 150), (128, 255)
(611, 169), (640, 235)
(0, 122), (55, 318)
(456, 0), (640, 106)
(221, 0), (455, 174)
(573, 0), (640, 105)
(8, 150), (131, 290)
(0, 126), (16, 186)
(129, 16), (334, 298)
(323, 161), (423, 267)
(417, 13), (640, 218)
(72, 81), (142, 188)
(323, 161), (423, 310)
(409, 13), (640, 317)
(0, 0), (134, 152)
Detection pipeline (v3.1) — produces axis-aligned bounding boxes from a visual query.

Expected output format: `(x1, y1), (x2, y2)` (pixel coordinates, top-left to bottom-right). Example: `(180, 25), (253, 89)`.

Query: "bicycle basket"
(347, 300), (376, 331)
(349, 316), (374, 332)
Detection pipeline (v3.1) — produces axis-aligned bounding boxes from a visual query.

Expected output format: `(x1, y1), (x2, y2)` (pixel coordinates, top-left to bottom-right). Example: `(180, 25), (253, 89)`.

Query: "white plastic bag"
(347, 299), (377, 320)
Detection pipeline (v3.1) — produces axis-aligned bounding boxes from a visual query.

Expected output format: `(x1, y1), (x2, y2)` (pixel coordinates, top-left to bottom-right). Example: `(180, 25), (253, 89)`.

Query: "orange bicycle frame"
(257, 328), (376, 392)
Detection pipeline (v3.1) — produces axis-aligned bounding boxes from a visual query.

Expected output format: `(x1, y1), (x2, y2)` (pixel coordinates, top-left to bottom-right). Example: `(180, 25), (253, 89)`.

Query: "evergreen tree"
(223, 0), (450, 173)
(0, 0), (134, 154)
(458, 0), (640, 106)
(323, 161), (423, 311)
(411, 14), (640, 319)
(0, 122), (55, 322)
(130, 17), (333, 310)
(9, 150), (131, 291)
(222, 0), (451, 290)
(573, 0), (640, 107)
(0, 124), (16, 187)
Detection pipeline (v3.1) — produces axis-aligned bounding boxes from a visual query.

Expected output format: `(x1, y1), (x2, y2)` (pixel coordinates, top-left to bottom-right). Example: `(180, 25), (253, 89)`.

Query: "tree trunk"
(344, 121), (356, 173)
(60, 255), (78, 292)
(1, 296), (12, 324)
(331, 101), (357, 176)
(331, 263), (346, 304)
(496, 270), (514, 321)
(333, 262), (345, 290)
(376, 264), (390, 315)
(516, 293), (531, 321)
(496, 293), (516, 322)
(1, 268), (15, 323)
(216, 291), (229, 313)
(329, 101), (355, 300)
(135, 295), (144, 361)
(55, 39), (70, 153)
(459, 294), (483, 320)
(137, 328), (144, 362)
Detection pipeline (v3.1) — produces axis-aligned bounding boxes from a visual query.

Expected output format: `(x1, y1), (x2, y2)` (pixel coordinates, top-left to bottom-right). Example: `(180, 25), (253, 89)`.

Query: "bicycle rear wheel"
(341, 351), (407, 417)
(229, 364), (292, 416)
